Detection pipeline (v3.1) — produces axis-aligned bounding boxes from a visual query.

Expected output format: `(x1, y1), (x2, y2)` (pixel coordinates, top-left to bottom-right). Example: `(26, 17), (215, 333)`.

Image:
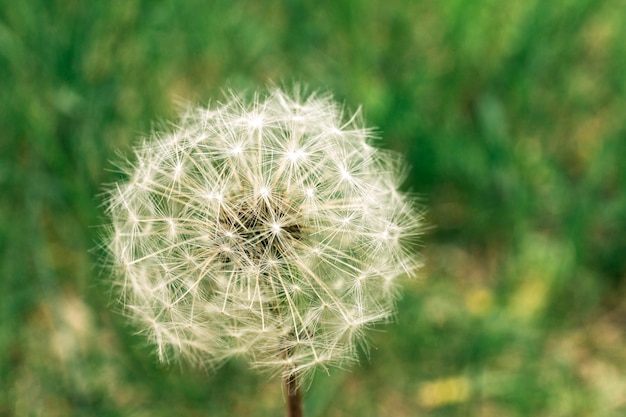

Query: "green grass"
(2, 0), (626, 416)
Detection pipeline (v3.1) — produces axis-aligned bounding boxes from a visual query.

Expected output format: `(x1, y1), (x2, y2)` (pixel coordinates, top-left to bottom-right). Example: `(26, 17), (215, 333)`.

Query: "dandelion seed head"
(105, 87), (423, 382)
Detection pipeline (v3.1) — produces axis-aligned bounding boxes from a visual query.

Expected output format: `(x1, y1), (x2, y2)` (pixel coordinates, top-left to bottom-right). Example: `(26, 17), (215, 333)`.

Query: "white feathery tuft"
(105, 87), (423, 383)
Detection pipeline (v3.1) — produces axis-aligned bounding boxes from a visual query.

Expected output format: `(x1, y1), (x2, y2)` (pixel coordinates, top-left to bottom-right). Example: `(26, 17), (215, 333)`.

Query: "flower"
(105, 88), (422, 382)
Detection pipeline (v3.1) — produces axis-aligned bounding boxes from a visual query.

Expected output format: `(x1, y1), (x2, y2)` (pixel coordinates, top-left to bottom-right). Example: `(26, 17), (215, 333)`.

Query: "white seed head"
(105, 88), (423, 382)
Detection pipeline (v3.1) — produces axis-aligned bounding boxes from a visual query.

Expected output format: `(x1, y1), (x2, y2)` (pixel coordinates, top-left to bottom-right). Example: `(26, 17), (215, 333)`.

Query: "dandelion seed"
(104, 87), (423, 416)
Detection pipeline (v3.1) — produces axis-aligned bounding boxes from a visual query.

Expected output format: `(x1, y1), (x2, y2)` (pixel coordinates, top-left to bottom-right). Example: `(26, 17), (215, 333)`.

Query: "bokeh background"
(2, 1), (626, 416)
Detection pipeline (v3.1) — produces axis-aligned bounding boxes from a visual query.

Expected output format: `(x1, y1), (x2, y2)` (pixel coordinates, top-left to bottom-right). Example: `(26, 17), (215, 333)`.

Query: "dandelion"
(104, 87), (422, 416)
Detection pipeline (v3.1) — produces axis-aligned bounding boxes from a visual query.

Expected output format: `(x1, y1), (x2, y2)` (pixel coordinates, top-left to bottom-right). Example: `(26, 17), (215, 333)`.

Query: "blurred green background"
(2, 0), (626, 416)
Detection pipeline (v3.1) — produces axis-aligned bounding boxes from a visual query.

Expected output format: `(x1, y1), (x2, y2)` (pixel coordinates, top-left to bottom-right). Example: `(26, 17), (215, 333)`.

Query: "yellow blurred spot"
(418, 376), (471, 409)
(508, 279), (548, 320)
(465, 287), (493, 317)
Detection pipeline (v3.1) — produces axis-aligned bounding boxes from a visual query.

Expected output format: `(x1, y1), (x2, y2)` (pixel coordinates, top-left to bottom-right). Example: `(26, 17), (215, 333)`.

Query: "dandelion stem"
(285, 372), (303, 417)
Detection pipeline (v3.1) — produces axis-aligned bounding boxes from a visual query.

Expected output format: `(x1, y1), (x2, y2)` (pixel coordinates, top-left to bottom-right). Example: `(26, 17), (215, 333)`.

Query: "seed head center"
(217, 194), (303, 264)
